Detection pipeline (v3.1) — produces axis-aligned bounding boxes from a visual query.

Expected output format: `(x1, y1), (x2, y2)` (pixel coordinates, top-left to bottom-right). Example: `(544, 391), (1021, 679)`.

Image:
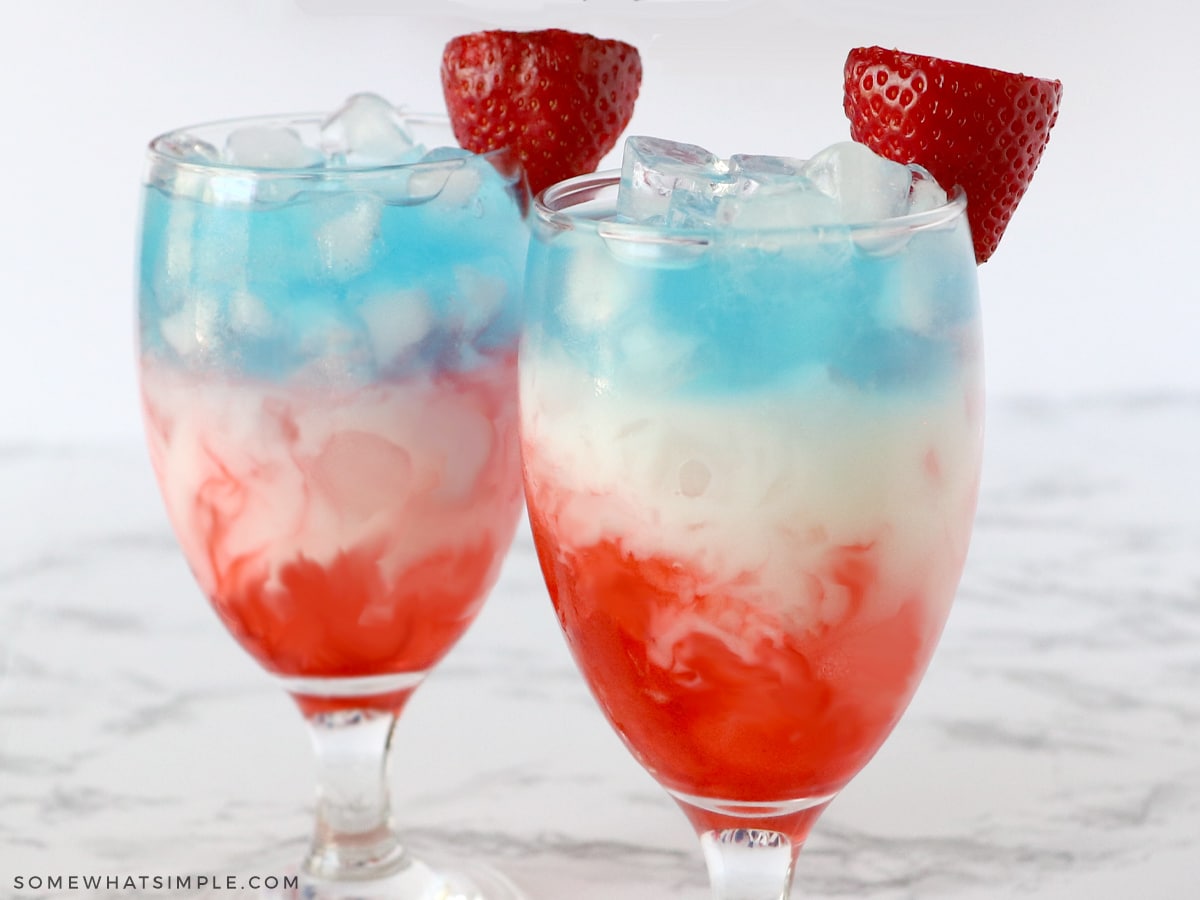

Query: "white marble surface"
(2, 394), (1198, 898)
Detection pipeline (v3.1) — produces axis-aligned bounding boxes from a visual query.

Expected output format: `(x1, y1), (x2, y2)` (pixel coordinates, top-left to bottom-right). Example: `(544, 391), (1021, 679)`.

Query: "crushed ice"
(616, 136), (948, 229)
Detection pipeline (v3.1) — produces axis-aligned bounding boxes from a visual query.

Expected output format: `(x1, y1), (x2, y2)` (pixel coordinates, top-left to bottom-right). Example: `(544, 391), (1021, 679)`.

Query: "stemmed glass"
(136, 105), (528, 898)
(520, 171), (983, 898)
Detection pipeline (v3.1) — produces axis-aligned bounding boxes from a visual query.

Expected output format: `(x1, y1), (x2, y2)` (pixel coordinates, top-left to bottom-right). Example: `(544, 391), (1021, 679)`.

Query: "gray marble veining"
(1, 395), (1197, 898)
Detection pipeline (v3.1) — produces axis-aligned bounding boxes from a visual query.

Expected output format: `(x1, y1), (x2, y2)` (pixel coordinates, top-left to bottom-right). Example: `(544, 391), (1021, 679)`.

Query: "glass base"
(270, 847), (527, 900)
(73, 845), (529, 900)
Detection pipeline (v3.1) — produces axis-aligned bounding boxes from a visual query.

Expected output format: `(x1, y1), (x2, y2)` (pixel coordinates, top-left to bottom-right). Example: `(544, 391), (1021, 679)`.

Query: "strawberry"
(441, 28), (642, 197)
(843, 46), (1062, 263)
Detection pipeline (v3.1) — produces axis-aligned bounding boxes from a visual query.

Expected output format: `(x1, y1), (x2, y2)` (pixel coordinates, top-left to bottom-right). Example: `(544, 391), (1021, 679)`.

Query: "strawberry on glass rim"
(441, 28), (642, 197)
(843, 46), (1062, 264)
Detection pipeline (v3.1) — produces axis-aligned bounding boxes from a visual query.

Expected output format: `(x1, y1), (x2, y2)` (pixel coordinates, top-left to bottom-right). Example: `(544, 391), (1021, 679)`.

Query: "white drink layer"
(143, 358), (521, 605)
(521, 347), (983, 630)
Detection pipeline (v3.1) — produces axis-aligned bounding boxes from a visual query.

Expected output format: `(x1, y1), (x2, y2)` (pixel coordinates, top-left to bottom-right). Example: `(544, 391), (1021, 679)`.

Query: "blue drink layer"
(526, 213), (978, 397)
(138, 156), (528, 381)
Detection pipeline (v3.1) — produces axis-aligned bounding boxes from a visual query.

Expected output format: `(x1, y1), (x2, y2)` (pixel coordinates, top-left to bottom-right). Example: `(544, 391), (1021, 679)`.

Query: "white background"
(1, 0), (1193, 443)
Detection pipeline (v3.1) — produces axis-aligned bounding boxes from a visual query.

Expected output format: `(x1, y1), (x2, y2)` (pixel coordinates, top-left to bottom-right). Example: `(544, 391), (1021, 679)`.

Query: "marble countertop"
(2, 394), (1198, 899)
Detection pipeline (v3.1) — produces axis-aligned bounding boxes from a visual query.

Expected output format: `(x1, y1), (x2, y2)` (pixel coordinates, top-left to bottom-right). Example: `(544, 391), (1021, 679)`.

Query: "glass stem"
(303, 708), (408, 880)
(700, 828), (798, 900)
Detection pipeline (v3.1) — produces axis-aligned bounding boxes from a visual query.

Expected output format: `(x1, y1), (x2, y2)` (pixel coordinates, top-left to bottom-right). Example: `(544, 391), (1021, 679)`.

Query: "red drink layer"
(527, 500), (936, 805)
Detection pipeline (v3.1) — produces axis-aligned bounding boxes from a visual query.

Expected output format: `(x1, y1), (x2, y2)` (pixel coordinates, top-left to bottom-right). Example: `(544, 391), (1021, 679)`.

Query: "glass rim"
(533, 169), (969, 244)
(145, 109), (507, 179)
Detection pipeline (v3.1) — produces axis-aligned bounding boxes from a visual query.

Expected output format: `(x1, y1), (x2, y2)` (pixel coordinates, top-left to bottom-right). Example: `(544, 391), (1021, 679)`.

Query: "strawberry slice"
(441, 28), (642, 197)
(843, 46), (1062, 263)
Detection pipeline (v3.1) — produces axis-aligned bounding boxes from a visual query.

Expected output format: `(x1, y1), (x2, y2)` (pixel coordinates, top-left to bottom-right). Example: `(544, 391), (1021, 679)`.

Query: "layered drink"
(520, 137), (983, 826)
(138, 97), (528, 707)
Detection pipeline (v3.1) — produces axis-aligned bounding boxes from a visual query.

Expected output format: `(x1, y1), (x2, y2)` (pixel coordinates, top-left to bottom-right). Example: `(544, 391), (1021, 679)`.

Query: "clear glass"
(520, 172), (984, 898)
(136, 112), (528, 899)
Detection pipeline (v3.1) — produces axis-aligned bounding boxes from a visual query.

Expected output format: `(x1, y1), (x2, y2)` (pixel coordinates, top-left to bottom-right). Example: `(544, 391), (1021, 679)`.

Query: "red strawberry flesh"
(843, 46), (1062, 263)
(441, 28), (642, 197)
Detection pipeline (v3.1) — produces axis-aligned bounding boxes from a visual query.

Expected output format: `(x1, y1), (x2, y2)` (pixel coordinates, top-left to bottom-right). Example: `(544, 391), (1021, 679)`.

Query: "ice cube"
(664, 176), (747, 228)
(309, 431), (415, 520)
(671, 168), (842, 231)
(875, 224), (964, 335)
(149, 134), (222, 201)
(617, 323), (697, 389)
(450, 265), (509, 338)
(728, 154), (806, 181)
(560, 239), (632, 328)
(430, 404), (494, 501)
(229, 289), (273, 337)
(320, 93), (421, 167)
(407, 148), (481, 206)
(715, 178), (841, 230)
(313, 193), (384, 275)
(802, 141), (914, 223)
(162, 210), (196, 287)
(158, 290), (221, 359)
(297, 316), (372, 386)
(359, 288), (433, 366)
(159, 133), (221, 165)
(678, 458), (713, 498)
(907, 165), (949, 214)
(849, 164), (948, 257)
(617, 136), (730, 224)
(223, 126), (323, 169)
(669, 152), (839, 230)
(880, 273), (939, 334)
